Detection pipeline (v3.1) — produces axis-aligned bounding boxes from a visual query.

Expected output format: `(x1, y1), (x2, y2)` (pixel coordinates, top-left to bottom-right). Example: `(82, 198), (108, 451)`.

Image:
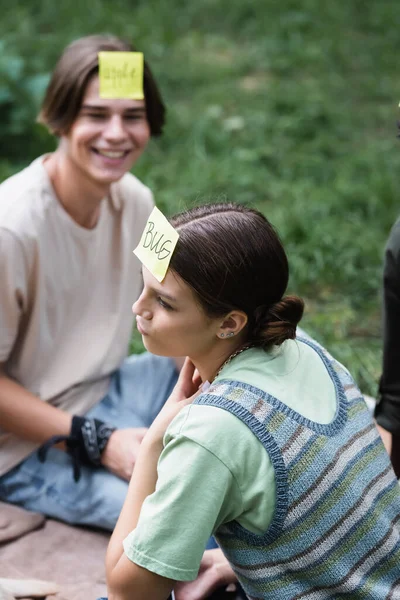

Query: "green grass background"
(1, 0), (400, 395)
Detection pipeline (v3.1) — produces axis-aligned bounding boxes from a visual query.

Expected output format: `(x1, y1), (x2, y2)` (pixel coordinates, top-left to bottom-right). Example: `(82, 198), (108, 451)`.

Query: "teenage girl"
(106, 203), (400, 600)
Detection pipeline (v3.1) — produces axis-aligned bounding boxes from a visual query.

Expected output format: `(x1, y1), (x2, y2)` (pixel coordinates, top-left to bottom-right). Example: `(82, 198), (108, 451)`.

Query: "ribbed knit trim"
(195, 393), (288, 544)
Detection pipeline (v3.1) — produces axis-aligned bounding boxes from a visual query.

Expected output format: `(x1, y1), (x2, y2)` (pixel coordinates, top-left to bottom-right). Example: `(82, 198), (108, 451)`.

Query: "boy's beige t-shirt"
(0, 156), (153, 475)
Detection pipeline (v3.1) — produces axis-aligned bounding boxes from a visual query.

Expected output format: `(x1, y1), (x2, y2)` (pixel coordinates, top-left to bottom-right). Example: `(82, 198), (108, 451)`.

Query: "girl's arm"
(106, 435), (174, 600)
(106, 359), (201, 600)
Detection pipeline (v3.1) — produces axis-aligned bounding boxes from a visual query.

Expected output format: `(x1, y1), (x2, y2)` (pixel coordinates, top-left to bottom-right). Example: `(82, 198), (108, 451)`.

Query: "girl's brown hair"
(38, 34), (165, 137)
(170, 203), (304, 348)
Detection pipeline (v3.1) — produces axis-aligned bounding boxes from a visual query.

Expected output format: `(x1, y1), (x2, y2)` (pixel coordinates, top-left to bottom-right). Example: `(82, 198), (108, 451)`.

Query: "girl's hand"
(145, 358), (202, 448)
(174, 549), (238, 600)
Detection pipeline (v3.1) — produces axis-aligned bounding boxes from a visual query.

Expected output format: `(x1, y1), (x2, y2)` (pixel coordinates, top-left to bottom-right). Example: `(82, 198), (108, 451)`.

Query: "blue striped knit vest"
(195, 337), (400, 599)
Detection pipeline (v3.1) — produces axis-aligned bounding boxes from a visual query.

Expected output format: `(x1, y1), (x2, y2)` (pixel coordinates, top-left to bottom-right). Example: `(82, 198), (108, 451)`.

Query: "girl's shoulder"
(165, 402), (265, 473)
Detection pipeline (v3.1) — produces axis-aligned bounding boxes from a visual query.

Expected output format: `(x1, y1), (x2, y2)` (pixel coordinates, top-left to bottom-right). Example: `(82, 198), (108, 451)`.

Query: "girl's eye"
(157, 297), (173, 310)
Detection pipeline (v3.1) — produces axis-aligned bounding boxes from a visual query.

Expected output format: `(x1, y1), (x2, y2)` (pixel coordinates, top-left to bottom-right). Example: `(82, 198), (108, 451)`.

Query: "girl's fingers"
(193, 373), (202, 390)
(178, 357), (195, 380)
(184, 356), (196, 373)
(179, 358), (196, 386)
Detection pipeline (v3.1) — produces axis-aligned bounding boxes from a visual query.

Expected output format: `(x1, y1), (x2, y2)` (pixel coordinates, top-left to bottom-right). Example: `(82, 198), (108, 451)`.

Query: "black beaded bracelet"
(38, 416), (116, 482)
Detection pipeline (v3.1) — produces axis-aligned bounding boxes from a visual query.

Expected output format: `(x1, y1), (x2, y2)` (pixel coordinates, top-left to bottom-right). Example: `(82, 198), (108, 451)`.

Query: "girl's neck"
(193, 341), (248, 385)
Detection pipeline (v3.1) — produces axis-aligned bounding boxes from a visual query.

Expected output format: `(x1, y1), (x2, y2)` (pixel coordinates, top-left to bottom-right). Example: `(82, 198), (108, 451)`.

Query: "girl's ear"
(218, 310), (248, 338)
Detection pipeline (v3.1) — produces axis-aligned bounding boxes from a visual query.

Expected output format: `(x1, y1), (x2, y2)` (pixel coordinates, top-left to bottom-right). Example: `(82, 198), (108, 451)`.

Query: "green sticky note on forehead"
(98, 51), (144, 99)
(133, 207), (179, 282)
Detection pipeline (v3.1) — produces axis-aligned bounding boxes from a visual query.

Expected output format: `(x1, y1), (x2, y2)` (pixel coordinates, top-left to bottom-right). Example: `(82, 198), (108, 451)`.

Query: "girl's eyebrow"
(155, 289), (178, 303)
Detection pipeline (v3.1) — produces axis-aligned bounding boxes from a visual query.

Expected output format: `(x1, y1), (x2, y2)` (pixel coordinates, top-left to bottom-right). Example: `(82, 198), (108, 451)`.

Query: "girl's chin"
(142, 339), (167, 356)
(142, 335), (186, 358)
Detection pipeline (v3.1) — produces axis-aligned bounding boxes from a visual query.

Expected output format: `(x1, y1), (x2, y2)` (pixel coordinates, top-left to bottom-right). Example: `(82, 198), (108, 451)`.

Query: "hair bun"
(252, 295), (304, 347)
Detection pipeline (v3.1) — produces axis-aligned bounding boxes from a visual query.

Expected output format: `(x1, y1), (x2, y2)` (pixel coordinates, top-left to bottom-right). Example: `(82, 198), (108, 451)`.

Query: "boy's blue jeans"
(0, 353), (179, 530)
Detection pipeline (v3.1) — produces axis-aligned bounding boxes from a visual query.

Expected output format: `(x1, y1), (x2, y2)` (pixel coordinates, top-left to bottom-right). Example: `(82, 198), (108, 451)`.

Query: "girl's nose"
(132, 299), (152, 320)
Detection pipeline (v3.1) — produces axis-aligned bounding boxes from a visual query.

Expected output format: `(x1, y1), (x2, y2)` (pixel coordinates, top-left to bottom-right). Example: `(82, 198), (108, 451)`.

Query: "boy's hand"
(101, 427), (148, 480)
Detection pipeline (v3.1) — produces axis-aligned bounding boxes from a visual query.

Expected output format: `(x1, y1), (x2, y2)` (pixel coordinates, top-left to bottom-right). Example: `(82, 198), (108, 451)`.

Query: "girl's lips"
(136, 317), (148, 336)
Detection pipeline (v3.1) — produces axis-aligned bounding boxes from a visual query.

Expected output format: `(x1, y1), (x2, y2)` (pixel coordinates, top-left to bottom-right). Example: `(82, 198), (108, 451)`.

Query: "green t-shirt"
(123, 338), (338, 581)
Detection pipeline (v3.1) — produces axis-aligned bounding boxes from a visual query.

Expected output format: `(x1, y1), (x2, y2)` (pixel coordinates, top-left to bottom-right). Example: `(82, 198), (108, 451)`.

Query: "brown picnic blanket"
(0, 502), (45, 544)
(0, 503), (108, 599)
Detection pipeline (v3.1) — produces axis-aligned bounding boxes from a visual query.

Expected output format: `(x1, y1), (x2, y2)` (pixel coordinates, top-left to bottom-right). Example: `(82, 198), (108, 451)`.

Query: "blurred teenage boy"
(0, 34), (178, 529)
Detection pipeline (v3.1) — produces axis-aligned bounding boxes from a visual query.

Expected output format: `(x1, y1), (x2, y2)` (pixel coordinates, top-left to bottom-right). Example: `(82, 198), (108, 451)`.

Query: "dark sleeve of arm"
(376, 220), (400, 434)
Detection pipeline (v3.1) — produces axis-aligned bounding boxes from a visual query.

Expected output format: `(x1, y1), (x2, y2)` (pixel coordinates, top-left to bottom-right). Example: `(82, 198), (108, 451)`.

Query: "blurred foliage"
(0, 40), (52, 168)
(2, 0), (400, 395)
